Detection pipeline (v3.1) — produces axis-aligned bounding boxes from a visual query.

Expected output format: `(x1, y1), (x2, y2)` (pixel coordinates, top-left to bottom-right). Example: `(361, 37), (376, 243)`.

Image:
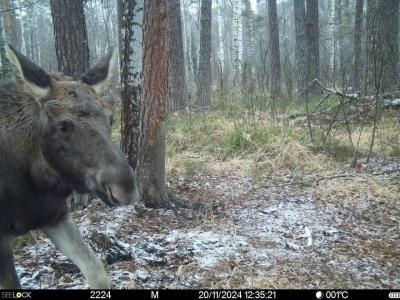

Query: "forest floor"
(14, 105), (400, 289)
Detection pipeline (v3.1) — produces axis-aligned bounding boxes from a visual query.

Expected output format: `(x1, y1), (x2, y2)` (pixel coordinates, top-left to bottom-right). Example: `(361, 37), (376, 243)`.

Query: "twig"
(0, 0), (40, 14)
(305, 92), (313, 140)
(323, 98), (343, 143)
(314, 174), (357, 185)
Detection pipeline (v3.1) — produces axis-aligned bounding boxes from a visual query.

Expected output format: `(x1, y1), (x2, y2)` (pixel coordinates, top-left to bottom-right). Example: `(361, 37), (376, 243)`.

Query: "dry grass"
(315, 174), (399, 205)
(166, 112), (340, 180)
(166, 108), (399, 215)
(333, 120), (400, 158)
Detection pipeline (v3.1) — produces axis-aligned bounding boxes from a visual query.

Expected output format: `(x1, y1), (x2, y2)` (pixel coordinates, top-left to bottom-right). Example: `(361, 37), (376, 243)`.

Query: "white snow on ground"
(12, 164), (400, 289)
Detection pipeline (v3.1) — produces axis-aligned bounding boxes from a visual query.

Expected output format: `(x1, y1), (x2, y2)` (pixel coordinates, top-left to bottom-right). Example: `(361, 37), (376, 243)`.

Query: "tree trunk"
(268, 0), (282, 99)
(294, 0), (308, 98)
(366, 0), (399, 92)
(22, 20), (31, 60)
(333, 0), (342, 82)
(306, 0), (319, 84)
(353, 0), (363, 92)
(170, 0), (187, 111)
(118, 0), (143, 171)
(137, 0), (171, 208)
(50, 0), (90, 77)
(0, 17), (10, 79)
(242, 0), (255, 76)
(1, 0), (22, 51)
(386, 0), (399, 90)
(196, 0), (212, 107)
(231, 0), (240, 85)
(222, 0), (233, 86)
(37, 10), (57, 71)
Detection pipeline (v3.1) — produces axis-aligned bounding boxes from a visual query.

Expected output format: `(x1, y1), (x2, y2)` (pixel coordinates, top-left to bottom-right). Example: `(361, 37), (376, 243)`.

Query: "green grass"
(111, 90), (399, 179)
(13, 233), (37, 251)
(165, 94), (399, 180)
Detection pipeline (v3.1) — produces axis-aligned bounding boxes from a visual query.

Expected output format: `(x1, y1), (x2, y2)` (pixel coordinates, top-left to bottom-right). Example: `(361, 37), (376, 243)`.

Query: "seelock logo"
(1, 292), (32, 299)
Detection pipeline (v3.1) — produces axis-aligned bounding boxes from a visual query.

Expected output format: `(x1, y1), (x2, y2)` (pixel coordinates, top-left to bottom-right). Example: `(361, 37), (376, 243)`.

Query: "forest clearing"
(0, 0), (399, 293)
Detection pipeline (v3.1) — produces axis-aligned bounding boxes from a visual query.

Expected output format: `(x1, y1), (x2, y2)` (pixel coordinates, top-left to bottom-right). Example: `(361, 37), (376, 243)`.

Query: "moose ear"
(81, 49), (117, 95)
(5, 44), (51, 100)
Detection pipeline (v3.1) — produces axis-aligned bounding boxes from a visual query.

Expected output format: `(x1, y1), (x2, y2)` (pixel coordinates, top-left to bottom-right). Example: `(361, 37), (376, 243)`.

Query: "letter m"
(151, 291), (159, 299)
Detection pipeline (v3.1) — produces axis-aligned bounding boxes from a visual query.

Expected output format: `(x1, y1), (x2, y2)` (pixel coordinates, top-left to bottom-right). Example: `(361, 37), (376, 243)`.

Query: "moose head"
(5, 45), (140, 207)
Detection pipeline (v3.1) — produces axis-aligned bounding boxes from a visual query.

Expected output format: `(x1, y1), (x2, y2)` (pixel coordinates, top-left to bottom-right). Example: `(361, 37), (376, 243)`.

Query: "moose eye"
(58, 120), (74, 134)
(109, 115), (115, 126)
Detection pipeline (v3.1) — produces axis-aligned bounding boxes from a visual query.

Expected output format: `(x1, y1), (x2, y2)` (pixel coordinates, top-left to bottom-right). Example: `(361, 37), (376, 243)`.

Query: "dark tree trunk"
(137, 0), (171, 208)
(170, 0), (187, 111)
(196, 0), (212, 107)
(386, 0), (399, 90)
(366, 0), (399, 92)
(1, 0), (22, 51)
(294, 0), (308, 98)
(306, 0), (319, 83)
(268, 0), (281, 99)
(50, 0), (90, 77)
(353, 0), (363, 92)
(118, 0), (143, 171)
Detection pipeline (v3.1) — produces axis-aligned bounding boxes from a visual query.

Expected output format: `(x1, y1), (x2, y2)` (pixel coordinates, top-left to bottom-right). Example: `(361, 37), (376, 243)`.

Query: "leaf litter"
(13, 158), (400, 289)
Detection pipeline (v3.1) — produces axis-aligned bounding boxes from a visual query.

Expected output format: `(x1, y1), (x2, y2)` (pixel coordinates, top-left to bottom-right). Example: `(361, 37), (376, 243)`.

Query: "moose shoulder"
(0, 45), (140, 289)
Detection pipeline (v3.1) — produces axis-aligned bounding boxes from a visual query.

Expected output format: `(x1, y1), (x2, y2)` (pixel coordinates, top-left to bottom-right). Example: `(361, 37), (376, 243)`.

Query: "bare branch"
(310, 79), (360, 99)
(0, 0), (40, 14)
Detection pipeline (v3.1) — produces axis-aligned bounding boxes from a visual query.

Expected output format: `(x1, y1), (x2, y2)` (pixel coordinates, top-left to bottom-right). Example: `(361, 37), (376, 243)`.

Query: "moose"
(0, 45), (140, 289)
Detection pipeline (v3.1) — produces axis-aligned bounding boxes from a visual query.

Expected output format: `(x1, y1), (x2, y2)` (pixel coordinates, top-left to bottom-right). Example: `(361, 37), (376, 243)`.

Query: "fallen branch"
(314, 174), (358, 186)
(310, 79), (360, 100)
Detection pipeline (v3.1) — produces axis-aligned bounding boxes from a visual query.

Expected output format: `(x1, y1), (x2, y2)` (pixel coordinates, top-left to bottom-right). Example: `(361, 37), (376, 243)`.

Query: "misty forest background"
(0, 0), (399, 289)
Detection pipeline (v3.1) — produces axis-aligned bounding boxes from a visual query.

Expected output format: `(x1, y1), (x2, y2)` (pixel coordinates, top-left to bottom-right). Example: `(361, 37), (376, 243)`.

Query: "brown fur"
(0, 48), (138, 238)
(0, 46), (138, 289)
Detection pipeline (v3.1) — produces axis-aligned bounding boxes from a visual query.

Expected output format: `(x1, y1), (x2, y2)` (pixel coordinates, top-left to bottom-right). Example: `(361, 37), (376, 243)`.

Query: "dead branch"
(310, 79), (360, 100)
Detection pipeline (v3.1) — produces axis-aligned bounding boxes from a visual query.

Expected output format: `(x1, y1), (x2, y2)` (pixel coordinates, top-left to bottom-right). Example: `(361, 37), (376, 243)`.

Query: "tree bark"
(231, 0), (240, 85)
(294, 0), (308, 98)
(196, 0), (212, 107)
(1, 0), (22, 51)
(118, 0), (143, 171)
(0, 16), (10, 79)
(50, 0), (90, 77)
(353, 0), (363, 92)
(169, 0), (187, 110)
(333, 0), (342, 82)
(222, 0), (233, 86)
(241, 0), (254, 76)
(137, 0), (171, 208)
(268, 0), (282, 99)
(366, 0), (399, 92)
(306, 0), (319, 84)
(386, 0), (399, 90)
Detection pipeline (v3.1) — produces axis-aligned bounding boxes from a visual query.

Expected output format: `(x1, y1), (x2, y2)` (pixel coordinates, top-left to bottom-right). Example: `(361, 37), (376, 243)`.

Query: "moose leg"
(42, 214), (110, 289)
(0, 236), (21, 289)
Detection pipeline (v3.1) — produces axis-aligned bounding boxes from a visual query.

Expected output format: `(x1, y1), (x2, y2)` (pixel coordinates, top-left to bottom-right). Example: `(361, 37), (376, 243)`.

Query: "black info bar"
(0, 289), (398, 300)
